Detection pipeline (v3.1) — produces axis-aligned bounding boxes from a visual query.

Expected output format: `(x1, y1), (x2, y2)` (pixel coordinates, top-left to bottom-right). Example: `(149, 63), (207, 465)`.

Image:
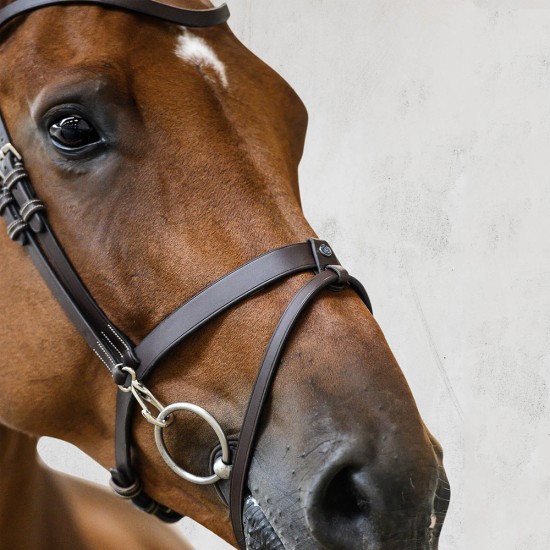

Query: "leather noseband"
(0, 2), (373, 548)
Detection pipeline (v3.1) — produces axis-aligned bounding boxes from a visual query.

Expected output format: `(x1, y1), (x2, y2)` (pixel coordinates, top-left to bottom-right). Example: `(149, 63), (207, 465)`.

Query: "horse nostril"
(322, 467), (371, 521)
(308, 465), (375, 550)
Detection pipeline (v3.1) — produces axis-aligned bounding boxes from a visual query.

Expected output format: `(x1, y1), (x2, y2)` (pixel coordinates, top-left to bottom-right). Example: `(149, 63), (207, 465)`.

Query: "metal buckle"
(0, 143), (22, 162)
(0, 143), (23, 182)
(117, 366), (173, 429)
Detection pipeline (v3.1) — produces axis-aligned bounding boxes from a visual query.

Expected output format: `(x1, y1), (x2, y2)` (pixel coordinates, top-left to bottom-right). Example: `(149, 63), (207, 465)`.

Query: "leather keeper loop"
(210, 438), (238, 507)
(20, 199), (45, 223)
(153, 506), (183, 523)
(3, 166), (28, 192)
(109, 474), (142, 499)
(139, 500), (160, 515)
(326, 264), (350, 290)
(112, 365), (128, 386)
(0, 190), (14, 214)
(6, 218), (26, 240)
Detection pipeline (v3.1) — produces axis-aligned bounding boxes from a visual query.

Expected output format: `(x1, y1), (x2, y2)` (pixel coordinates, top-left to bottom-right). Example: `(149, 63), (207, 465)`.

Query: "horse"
(0, 0), (450, 548)
(0, 424), (193, 549)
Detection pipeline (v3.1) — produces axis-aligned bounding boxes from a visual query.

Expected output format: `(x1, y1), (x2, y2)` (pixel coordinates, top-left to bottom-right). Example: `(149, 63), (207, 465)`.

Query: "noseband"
(0, 1), (373, 548)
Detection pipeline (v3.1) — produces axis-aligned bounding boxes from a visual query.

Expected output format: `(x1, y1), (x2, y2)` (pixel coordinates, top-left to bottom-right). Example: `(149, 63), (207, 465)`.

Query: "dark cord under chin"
(243, 495), (285, 550)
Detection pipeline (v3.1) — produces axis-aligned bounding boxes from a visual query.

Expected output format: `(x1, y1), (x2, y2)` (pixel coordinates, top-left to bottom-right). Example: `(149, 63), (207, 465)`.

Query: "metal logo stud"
(319, 244), (333, 257)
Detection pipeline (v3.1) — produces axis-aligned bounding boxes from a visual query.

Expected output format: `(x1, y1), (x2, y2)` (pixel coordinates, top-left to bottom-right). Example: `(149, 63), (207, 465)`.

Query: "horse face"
(0, 2), (449, 547)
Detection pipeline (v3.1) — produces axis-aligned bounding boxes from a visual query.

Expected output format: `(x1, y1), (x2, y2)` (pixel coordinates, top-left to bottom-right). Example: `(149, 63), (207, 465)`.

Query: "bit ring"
(154, 402), (232, 485)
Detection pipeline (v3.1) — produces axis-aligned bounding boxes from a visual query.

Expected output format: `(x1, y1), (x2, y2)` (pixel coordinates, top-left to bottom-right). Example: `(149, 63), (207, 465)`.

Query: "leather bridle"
(0, 1), (373, 548)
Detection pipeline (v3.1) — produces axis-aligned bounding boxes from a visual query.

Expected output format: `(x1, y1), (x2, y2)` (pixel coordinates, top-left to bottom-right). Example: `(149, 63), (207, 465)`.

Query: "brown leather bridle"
(0, 1), (373, 548)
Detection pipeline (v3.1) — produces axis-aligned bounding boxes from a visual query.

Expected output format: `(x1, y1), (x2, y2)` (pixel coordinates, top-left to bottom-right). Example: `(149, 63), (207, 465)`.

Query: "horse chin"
(243, 495), (286, 550)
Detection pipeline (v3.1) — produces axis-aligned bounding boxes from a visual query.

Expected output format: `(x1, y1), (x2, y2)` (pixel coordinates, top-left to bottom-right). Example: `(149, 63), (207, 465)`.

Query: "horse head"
(0, 1), (450, 548)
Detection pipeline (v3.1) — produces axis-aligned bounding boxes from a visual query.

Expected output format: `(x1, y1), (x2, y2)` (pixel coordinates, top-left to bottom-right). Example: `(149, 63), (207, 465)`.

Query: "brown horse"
(0, 1), (450, 548)
(0, 424), (193, 549)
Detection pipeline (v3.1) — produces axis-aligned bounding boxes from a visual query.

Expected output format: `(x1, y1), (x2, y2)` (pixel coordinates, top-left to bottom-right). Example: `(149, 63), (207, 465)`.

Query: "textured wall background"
(39, 1), (550, 549)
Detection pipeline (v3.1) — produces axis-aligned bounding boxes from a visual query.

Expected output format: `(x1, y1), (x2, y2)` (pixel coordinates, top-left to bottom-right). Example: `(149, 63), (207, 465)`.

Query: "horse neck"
(0, 425), (81, 548)
(0, 423), (40, 506)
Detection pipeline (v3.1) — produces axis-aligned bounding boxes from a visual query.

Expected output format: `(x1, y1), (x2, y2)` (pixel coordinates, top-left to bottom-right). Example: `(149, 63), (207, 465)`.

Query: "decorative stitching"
(93, 348), (113, 371)
(96, 340), (116, 367)
(101, 331), (124, 359)
(109, 324), (131, 352)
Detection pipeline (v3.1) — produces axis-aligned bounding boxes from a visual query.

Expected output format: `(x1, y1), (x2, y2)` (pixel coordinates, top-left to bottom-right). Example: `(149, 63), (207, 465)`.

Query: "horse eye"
(48, 115), (101, 150)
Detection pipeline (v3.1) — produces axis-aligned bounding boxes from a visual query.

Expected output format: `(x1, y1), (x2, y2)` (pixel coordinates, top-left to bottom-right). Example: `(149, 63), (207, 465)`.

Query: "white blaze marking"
(175, 29), (228, 88)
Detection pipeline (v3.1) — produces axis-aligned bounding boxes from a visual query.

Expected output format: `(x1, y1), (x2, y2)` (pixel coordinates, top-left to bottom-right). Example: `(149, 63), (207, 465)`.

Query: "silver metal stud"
(319, 243), (333, 257)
